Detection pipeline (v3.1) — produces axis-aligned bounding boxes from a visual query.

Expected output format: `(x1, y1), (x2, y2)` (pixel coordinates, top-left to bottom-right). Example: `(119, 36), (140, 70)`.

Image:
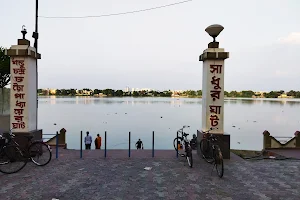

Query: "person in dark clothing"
(136, 139), (143, 150)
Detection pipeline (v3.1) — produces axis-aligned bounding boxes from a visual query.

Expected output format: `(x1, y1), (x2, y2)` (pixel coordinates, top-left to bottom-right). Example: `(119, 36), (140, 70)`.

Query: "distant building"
(278, 93), (293, 98)
(171, 90), (183, 96)
(49, 89), (56, 95)
(82, 89), (92, 95)
(141, 88), (152, 92)
(124, 87), (130, 92)
(41, 89), (49, 95)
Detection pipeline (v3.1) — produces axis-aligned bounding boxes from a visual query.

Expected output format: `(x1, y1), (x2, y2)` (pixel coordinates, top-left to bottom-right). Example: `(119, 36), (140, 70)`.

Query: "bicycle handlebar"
(177, 125), (190, 132)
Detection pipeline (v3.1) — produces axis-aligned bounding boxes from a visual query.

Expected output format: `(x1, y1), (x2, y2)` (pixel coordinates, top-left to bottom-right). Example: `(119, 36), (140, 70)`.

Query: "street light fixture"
(205, 24), (224, 42)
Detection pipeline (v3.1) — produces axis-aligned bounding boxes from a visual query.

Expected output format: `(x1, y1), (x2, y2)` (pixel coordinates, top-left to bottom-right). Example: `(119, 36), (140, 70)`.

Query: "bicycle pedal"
(180, 154), (185, 157)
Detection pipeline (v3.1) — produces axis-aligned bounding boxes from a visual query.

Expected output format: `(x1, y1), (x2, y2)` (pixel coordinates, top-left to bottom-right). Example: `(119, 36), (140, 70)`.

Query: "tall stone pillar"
(5, 27), (42, 145)
(198, 24), (230, 159)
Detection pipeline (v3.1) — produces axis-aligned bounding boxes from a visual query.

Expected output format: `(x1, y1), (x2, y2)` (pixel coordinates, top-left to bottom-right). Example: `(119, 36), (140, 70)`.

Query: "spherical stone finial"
(21, 25), (27, 39)
(205, 24), (224, 42)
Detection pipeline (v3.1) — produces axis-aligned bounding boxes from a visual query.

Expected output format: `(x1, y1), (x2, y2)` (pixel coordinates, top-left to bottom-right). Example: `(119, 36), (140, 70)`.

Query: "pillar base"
(3, 129), (42, 149)
(197, 130), (231, 159)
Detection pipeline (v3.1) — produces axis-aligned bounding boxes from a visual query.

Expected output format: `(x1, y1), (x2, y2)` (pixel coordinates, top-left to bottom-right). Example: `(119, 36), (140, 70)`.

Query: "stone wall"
(263, 130), (300, 149)
(0, 115), (10, 133)
(0, 88), (10, 115)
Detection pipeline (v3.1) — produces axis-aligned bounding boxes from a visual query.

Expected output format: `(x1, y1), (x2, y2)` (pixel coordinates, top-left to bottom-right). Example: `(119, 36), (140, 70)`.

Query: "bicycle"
(173, 125), (189, 151)
(0, 132), (28, 174)
(199, 127), (224, 178)
(174, 125), (193, 168)
(0, 128), (52, 174)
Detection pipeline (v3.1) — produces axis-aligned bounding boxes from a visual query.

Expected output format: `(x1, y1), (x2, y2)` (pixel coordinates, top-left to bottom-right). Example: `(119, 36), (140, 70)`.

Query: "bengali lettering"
(208, 65), (223, 129)
(211, 76), (221, 90)
(210, 65), (222, 74)
(14, 93), (25, 99)
(11, 59), (26, 130)
(210, 114), (219, 127)
(210, 90), (221, 101)
(209, 105), (221, 114)
(14, 108), (24, 115)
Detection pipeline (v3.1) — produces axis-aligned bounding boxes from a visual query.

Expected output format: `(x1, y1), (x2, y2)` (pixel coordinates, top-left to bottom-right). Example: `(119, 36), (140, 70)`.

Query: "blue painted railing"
(42, 132), (59, 159)
(47, 131), (180, 159)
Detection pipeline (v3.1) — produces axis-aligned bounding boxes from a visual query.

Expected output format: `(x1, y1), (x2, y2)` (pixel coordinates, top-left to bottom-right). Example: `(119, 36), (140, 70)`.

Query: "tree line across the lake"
(36, 88), (300, 98)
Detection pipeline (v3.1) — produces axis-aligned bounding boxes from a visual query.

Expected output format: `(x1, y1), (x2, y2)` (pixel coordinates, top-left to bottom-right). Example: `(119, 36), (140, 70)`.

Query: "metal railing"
(79, 131), (157, 159)
(43, 130), (182, 159)
(43, 132), (59, 159)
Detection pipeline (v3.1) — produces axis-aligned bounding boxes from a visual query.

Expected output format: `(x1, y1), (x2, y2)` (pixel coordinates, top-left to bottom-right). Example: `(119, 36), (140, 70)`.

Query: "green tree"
(102, 89), (115, 96)
(70, 89), (76, 96)
(93, 89), (102, 94)
(152, 91), (158, 97)
(61, 89), (67, 96)
(228, 91), (239, 97)
(287, 90), (296, 96)
(56, 89), (62, 96)
(188, 90), (196, 96)
(132, 91), (139, 97)
(197, 90), (202, 96)
(0, 47), (10, 114)
(115, 90), (123, 97)
(264, 91), (281, 98)
(240, 90), (255, 98)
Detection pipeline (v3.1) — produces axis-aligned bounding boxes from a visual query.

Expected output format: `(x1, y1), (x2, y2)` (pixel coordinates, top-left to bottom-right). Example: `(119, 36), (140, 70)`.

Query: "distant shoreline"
(37, 95), (300, 100)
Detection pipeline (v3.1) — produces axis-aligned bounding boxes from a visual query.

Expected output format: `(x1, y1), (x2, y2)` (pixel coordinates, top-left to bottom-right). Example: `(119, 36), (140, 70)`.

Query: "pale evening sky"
(1, 0), (300, 92)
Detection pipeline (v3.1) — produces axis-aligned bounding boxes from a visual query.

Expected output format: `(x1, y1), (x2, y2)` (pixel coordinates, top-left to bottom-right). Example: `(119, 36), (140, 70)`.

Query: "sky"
(1, 0), (300, 91)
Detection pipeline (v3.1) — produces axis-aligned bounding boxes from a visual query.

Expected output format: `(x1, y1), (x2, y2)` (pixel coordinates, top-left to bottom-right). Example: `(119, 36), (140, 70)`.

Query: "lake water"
(1, 96), (300, 150)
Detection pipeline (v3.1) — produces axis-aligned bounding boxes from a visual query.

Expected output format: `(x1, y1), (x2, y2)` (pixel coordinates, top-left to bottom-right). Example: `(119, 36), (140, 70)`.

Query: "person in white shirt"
(84, 131), (92, 150)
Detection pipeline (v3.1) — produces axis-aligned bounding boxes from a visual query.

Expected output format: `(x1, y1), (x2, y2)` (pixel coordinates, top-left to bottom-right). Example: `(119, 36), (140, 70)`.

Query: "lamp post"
(32, 0), (39, 130)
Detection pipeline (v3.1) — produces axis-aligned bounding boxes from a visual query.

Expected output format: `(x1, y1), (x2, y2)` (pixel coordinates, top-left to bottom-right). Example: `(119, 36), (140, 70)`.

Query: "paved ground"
(1, 150), (300, 200)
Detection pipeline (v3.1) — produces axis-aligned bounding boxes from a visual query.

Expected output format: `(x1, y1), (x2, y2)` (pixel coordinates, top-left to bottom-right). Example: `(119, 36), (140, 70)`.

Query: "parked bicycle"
(199, 127), (224, 178)
(0, 128), (52, 174)
(174, 125), (193, 168)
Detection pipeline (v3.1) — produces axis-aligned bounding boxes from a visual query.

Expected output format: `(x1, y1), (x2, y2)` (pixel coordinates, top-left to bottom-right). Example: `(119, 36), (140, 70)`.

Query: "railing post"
(80, 131), (83, 159)
(176, 131), (178, 158)
(56, 131), (58, 159)
(104, 131), (107, 158)
(152, 131), (154, 158)
(129, 131), (131, 158)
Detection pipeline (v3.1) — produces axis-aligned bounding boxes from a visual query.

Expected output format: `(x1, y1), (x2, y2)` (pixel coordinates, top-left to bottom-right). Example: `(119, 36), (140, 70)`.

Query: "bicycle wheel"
(186, 149), (193, 168)
(29, 141), (52, 166)
(0, 145), (27, 174)
(214, 146), (224, 178)
(173, 137), (183, 151)
(200, 139), (214, 163)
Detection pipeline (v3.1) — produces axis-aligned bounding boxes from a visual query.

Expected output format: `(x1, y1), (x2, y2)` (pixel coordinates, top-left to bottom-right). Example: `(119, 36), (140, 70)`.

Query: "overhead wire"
(39, 0), (194, 19)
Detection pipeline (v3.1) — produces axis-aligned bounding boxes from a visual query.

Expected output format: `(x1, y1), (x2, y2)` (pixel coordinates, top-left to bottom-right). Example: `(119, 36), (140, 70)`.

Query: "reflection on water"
(37, 96), (300, 107)
(34, 96), (300, 151)
(2, 96), (300, 151)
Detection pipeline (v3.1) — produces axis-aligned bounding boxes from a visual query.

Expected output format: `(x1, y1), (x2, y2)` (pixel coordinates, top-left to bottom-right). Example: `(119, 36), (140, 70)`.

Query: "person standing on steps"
(94, 134), (102, 149)
(136, 138), (144, 150)
(84, 131), (92, 150)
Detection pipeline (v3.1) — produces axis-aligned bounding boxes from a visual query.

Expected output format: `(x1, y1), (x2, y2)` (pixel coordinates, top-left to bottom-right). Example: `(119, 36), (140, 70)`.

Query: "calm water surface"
(2, 96), (300, 150)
